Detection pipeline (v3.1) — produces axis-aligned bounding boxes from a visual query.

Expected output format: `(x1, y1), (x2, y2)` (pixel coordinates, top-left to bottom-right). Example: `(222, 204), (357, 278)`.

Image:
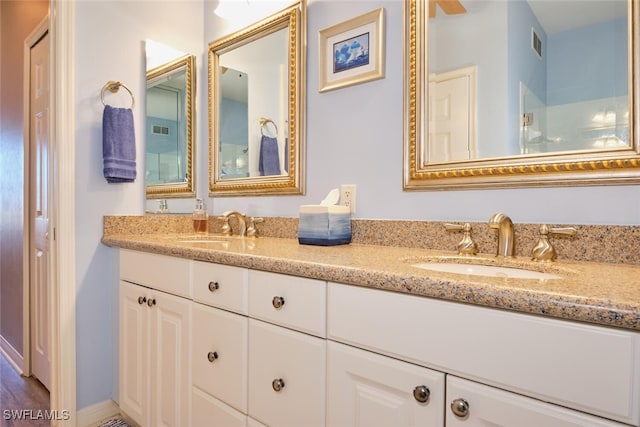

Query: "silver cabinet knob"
(208, 281), (219, 292)
(147, 298), (156, 307)
(138, 296), (147, 305)
(413, 385), (430, 403)
(207, 351), (219, 362)
(451, 398), (470, 418)
(272, 296), (285, 309)
(272, 378), (285, 392)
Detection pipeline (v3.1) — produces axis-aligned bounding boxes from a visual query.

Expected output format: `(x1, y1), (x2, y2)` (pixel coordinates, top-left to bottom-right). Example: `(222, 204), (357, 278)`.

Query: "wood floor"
(0, 353), (50, 426)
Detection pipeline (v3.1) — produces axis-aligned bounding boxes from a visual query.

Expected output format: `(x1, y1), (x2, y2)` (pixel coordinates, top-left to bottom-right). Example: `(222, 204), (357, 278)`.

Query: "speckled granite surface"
(103, 216), (640, 332)
(105, 215), (640, 264)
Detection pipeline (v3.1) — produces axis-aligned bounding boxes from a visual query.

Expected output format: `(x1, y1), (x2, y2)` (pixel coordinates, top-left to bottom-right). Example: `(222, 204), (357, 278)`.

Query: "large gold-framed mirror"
(208, 2), (305, 196)
(404, 0), (639, 190)
(146, 53), (196, 199)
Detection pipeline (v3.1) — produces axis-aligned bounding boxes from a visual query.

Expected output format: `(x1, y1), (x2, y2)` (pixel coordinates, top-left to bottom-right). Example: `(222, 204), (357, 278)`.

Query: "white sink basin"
(412, 262), (562, 280)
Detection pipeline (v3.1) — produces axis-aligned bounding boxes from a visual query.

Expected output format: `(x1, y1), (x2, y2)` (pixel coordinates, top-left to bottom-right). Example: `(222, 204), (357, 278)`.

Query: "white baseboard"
(0, 335), (25, 375)
(76, 399), (120, 427)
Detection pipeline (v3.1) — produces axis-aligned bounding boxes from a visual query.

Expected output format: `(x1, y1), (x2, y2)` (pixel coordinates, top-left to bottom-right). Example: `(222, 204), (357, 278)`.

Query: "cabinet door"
(192, 303), (248, 412)
(192, 386), (247, 427)
(149, 290), (192, 427)
(119, 281), (150, 427)
(446, 376), (628, 427)
(327, 341), (445, 427)
(248, 319), (326, 427)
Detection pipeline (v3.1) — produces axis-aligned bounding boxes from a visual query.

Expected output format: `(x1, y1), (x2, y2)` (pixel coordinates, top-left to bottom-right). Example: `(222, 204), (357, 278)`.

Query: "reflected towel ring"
(259, 117), (278, 137)
(101, 80), (135, 108)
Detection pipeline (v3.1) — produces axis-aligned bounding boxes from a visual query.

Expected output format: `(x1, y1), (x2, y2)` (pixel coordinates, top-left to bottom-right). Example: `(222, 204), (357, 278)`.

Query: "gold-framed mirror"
(404, 0), (639, 190)
(208, 2), (305, 196)
(145, 53), (196, 199)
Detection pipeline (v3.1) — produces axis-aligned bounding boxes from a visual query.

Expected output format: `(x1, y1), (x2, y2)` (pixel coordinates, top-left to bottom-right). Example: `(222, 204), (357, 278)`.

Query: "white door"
(428, 67), (475, 163)
(446, 376), (628, 427)
(29, 27), (51, 391)
(327, 340), (445, 427)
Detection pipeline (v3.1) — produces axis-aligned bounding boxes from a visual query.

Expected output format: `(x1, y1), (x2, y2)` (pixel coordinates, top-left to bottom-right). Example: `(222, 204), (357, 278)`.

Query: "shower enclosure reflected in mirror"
(404, 0), (639, 189)
(145, 44), (196, 199)
(209, 2), (304, 196)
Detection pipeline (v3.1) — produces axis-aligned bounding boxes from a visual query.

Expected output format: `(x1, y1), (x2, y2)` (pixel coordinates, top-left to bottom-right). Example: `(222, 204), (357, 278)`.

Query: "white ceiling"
(527, 0), (628, 35)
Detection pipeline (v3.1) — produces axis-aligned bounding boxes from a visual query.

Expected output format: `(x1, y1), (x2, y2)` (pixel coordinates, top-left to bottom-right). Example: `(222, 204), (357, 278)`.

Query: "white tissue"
(320, 188), (340, 206)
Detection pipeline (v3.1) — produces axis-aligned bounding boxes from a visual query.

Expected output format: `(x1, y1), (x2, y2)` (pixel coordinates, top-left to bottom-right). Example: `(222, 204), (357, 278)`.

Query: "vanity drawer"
(248, 270), (326, 337)
(192, 303), (248, 413)
(193, 261), (248, 314)
(192, 386), (247, 427)
(248, 319), (326, 427)
(120, 249), (191, 298)
(327, 282), (640, 425)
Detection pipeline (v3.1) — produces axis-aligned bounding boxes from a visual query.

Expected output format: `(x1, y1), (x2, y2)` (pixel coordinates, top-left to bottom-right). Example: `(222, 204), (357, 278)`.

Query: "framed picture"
(318, 8), (385, 92)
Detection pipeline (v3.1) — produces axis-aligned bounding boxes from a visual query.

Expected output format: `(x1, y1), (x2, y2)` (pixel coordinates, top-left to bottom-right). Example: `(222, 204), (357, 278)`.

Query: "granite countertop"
(102, 233), (640, 332)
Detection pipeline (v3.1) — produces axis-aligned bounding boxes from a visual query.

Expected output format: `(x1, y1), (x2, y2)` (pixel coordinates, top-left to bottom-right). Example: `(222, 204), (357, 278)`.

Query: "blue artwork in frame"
(333, 32), (370, 74)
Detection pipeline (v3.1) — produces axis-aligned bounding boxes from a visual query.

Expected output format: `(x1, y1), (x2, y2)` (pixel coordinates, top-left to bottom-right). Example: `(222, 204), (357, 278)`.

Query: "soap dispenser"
(192, 198), (208, 234)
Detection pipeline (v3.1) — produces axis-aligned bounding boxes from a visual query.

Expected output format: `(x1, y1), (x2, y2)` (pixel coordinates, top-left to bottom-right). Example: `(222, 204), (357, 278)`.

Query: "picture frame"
(318, 8), (385, 92)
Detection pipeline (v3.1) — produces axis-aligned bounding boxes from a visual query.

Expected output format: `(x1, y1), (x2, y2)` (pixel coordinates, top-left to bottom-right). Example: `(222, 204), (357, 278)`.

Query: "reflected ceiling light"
(145, 39), (185, 70)
(214, 0), (251, 20)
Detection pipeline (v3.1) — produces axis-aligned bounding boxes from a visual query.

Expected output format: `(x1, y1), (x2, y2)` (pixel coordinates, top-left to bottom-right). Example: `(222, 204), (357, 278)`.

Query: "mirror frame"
(146, 54), (196, 199)
(404, 0), (640, 190)
(208, 3), (305, 196)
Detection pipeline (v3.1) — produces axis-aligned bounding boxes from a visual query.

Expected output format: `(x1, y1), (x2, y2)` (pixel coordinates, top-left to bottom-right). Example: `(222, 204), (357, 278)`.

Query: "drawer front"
(193, 261), (248, 314)
(248, 319), (326, 427)
(248, 270), (326, 337)
(446, 376), (629, 427)
(192, 303), (248, 413)
(327, 340), (445, 427)
(328, 282), (640, 425)
(192, 386), (247, 427)
(120, 249), (191, 298)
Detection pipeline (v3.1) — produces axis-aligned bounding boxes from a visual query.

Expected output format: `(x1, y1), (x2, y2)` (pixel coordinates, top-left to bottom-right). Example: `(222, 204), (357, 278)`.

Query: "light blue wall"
(73, 0), (204, 410)
(72, 0), (640, 413)
(428, 0), (509, 157)
(547, 17), (628, 106)
(507, 0), (546, 153)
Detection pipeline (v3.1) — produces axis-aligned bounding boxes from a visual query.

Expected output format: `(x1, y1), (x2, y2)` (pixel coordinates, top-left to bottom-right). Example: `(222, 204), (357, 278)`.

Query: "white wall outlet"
(340, 184), (356, 214)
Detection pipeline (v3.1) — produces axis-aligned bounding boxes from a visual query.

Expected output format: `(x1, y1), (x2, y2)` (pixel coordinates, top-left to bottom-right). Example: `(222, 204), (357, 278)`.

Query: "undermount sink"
(411, 262), (562, 280)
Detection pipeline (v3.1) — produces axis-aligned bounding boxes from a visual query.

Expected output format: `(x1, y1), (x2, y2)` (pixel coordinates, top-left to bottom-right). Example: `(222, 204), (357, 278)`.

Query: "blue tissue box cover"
(298, 205), (351, 246)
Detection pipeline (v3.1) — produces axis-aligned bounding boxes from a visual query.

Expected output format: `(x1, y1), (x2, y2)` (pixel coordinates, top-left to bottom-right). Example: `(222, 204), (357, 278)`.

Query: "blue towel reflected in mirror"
(258, 135), (280, 176)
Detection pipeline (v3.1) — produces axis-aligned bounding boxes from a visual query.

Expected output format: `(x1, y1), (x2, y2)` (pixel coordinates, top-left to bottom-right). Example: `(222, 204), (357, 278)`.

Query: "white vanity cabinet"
(247, 270), (327, 427)
(119, 280), (192, 427)
(446, 376), (629, 427)
(328, 282), (640, 427)
(191, 261), (249, 426)
(117, 248), (640, 427)
(327, 340), (445, 426)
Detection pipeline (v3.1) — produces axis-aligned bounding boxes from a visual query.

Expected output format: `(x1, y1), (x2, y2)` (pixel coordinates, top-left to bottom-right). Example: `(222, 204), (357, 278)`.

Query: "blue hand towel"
(258, 135), (280, 176)
(103, 105), (136, 183)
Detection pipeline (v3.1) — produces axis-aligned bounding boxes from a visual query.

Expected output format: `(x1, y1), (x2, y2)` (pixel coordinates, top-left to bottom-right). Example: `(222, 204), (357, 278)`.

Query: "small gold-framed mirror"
(146, 54), (196, 198)
(404, 0), (639, 190)
(208, 2), (305, 196)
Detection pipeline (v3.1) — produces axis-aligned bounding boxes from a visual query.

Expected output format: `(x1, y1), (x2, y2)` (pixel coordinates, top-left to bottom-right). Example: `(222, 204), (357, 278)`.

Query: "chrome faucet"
(488, 213), (515, 257)
(221, 211), (247, 236)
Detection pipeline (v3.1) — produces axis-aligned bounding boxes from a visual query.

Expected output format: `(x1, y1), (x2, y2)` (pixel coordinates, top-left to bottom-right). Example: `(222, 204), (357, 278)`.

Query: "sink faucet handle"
(218, 216), (232, 236)
(246, 217), (264, 238)
(531, 224), (577, 262)
(444, 223), (478, 256)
